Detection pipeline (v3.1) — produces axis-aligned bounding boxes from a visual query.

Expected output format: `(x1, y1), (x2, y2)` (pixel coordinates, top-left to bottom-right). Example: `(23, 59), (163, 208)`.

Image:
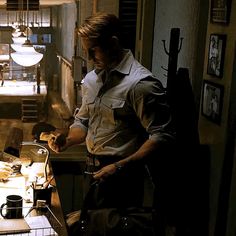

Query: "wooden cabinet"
(50, 145), (87, 215)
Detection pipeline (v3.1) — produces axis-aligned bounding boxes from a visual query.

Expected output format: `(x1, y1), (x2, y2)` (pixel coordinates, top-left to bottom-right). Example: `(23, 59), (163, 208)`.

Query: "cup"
(33, 186), (53, 207)
(0, 195), (23, 219)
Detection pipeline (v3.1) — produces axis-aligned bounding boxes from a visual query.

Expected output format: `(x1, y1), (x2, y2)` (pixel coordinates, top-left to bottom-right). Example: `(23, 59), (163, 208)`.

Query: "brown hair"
(77, 12), (122, 48)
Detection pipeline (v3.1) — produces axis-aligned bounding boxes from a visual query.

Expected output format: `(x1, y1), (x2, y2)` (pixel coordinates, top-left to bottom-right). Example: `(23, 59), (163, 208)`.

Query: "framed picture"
(210, 0), (232, 24)
(201, 80), (224, 125)
(207, 34), (226, 78)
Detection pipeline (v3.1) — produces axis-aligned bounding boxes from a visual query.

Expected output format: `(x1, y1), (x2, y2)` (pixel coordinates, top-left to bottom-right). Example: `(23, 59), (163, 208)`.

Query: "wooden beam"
(93, 0), (97, 14)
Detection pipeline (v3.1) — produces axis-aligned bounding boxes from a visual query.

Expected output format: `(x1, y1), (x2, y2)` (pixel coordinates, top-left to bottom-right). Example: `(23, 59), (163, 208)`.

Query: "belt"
(87, 152), (110, 159)
(86, 152), (123, 167)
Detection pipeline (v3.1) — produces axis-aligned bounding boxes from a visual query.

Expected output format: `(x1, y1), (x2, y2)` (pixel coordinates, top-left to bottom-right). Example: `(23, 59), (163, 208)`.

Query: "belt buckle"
(94, 158), (100, 166)
(86, 156), (100, 167)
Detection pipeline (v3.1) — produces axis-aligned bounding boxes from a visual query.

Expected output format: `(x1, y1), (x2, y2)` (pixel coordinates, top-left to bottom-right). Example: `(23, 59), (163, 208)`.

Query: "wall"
(50, 3), (77, 118)
(135, 0), (155, 70)
(53, 3), (77, 62)
(152, 0), (208, 89)
(198, 0), (236, 235)
(151, 0), (210, 116)
(227, 44), (236, 236)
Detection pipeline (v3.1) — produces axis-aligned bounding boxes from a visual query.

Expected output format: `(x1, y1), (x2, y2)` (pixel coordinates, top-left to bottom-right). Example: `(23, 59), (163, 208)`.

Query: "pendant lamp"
(12, 28), (22, 38)
(11, 43), (23, 52)
(12, 35), (27, 44)
(11, 49), (43, 67)
(10, 0), (43, 67)
(11, 34), (26, 52)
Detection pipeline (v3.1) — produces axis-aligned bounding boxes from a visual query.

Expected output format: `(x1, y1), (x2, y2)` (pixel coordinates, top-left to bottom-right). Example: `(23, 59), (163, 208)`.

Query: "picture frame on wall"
(210, 0), (232, 24)
(201, 80), (224, 125)
(207, 34), (226, 78)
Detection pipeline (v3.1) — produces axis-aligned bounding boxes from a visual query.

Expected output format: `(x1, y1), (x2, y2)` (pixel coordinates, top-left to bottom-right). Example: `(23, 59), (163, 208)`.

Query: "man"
(48, 12), (174, 234)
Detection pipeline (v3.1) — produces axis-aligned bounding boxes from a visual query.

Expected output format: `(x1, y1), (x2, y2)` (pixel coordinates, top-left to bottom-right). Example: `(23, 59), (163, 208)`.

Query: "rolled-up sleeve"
(70, 85), (89, 132)
(70, 112), (88, 132)
(130, 76), (175, 143)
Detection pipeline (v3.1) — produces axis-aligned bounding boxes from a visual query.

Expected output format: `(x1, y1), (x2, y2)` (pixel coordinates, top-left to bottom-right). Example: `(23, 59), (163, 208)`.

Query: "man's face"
(82, 38), (110, 70)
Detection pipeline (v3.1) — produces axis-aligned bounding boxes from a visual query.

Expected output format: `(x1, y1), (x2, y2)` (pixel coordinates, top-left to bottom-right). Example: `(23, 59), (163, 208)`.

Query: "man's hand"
(46, 133), (67, 153)
(93, 164), (118, 181)
(42, 127), (87, 153)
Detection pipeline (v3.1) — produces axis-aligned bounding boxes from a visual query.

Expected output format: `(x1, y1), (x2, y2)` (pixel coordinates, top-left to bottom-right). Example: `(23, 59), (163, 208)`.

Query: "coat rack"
(158, 28), (209, 236)
(161, 28), (183, 99)
(161, 27), (199, 146)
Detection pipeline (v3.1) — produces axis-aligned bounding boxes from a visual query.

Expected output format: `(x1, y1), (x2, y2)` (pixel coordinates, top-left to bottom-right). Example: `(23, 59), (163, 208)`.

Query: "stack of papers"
(0, 215), (58, 236)
(25, 215), (58, 236)
(0, 218), (30, 235)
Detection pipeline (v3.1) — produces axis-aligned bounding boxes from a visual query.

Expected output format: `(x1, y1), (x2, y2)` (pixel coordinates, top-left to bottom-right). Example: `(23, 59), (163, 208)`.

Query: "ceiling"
(0, 0), (74, 7)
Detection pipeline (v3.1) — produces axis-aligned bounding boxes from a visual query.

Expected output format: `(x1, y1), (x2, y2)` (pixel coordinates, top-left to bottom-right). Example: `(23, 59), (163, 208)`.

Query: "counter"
(0, 142), (68, 236)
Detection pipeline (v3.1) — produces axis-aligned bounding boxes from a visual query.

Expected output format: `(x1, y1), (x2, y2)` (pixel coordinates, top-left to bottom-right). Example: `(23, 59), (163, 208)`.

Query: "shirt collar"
(94, 49), (134, 76)
(113, 49), (133, 75)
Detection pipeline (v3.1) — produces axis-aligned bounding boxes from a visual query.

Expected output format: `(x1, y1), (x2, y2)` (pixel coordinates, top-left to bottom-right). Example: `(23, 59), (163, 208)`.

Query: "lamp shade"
(11, 49), (43, 67)
(12, 36), (27, 44)
(12, 28), (22, 38)
(11, 43), (23, 52)
(11, 42), (34, 52)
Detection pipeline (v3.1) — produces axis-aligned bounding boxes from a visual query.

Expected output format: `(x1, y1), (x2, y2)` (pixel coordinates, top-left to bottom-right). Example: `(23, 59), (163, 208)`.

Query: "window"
(0, 8), (51, 27)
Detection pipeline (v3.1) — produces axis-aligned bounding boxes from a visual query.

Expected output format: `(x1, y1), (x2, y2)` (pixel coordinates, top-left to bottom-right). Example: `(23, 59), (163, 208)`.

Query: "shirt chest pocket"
(84, 95), (96, 116)
(84, 95), (126, 128)
(100, 97), (125, 127)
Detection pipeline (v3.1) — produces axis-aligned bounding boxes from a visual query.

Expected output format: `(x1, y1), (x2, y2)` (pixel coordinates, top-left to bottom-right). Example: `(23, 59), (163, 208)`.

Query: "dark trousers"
(147, 143), (207, 236)
(83, 155), (146, 209)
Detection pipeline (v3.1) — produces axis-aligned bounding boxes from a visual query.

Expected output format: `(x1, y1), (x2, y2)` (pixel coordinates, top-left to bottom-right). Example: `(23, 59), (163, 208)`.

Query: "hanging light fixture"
(12, 28), (22, 37)
(11, 33), (27, 52)
(11, 43), (24, 52)
(12, 34), (27, 44)
(11, 49), (43, 67)
(11, 6), (28, 37)
(10, 0), (43, 67)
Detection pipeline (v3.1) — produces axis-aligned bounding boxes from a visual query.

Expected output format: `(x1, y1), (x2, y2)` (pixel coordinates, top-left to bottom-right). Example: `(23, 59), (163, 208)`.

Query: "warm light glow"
(11, 49), (43, 67)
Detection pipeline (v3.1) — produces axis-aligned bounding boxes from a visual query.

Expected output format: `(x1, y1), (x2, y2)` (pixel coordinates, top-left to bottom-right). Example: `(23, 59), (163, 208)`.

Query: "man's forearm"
(116, 139), (159, 168)
(65, 127), (87, 148)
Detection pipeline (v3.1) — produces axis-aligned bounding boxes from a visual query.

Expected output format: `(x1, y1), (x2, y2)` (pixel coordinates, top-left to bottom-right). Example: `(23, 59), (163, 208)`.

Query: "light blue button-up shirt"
(71, 50), (173, 157)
